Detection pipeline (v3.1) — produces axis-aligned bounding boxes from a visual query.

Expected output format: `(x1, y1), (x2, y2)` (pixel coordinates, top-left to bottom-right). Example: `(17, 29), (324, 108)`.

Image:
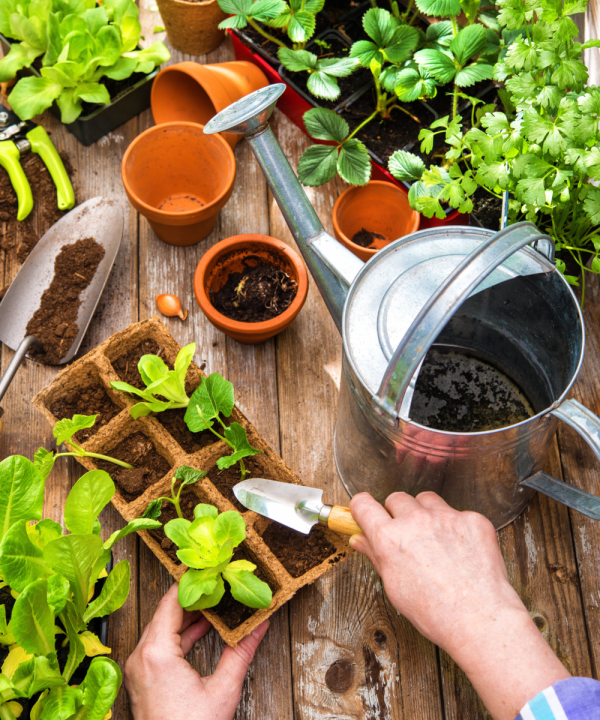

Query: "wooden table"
(2, 20), (600, 720)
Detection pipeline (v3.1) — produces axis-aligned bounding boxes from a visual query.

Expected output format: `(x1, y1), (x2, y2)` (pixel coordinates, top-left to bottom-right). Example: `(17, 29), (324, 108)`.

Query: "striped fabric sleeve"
(516, 678), (600, 720)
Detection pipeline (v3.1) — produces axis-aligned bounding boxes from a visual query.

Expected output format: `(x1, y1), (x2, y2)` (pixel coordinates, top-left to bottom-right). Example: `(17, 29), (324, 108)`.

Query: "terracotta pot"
(122, 122), (235, 246)
(194, 234), (309, 344)
(151, 61), (269, 148)
(332, 181), (420, 262)
(155, 0), (226, 56)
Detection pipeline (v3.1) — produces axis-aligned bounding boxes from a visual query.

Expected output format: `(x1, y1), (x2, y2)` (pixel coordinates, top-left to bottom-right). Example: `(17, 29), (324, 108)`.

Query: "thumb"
(349, 533), (381, 573)
(212, 620), (269, 692)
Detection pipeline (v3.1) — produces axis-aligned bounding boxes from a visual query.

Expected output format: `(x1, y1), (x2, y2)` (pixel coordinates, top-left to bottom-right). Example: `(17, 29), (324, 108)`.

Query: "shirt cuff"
(516, 677), (600, 720)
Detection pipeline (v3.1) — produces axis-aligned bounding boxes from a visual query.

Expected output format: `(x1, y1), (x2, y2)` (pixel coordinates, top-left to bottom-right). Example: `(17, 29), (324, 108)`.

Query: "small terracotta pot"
(155, 0), (226, 56)
(194, 234), (309, 344)
(151, 61), (269, 149)
(122, 122), (235, 246)
(332, 181), (420, 262)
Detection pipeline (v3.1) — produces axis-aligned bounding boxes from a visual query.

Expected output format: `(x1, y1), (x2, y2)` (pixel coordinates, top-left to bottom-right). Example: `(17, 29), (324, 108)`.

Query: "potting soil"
(50, 383), (120, 442)
(112, 339), (163, 388)
(261, 524), (336, 578)
(410, 348), (534, 432)
(211, 261), (298, 323)
(351, 228), (387, 248)
(26, 237), (105, 365)
(95, 431), (171, 501)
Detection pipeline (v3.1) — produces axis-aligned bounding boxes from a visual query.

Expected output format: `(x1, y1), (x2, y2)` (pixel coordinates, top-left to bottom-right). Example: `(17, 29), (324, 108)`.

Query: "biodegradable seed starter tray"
(33, 317), (349, 646)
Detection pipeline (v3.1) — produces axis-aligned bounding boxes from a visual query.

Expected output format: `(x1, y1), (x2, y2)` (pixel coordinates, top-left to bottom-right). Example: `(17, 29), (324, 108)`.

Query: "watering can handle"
(372, 222), (554, 424)
(520, 399), (600, 520)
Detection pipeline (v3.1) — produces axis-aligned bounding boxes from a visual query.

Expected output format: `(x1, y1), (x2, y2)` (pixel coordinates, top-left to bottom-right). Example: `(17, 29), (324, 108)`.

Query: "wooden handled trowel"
(233, 478), (361, 536)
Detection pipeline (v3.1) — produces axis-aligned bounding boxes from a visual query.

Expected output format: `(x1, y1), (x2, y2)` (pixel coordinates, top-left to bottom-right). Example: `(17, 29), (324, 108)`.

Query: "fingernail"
(349, 535), (359, 549)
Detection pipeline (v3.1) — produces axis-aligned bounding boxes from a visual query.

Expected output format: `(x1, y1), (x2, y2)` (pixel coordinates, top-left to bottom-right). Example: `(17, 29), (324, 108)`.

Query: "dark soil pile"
(0, 150), (76, 273)
(211, 261), (298, 323)
(112, 339), (163, 388)
(212, 548), (274, 629)
(157, 408), (217, 454)
(96, 432), (171, 501)
(149, 491), (198, 564)
(410, 348), (534, 432)
(352, 228), (385, 248)
(261, 524), (336, 578)
(26, 237), (105, 365)
(50, 384), (120, 443)
(208, 456), (264, 512)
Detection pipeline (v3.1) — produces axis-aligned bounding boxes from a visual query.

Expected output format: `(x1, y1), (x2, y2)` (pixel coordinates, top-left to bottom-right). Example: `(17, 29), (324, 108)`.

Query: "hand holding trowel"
(233, 478), (362, 536)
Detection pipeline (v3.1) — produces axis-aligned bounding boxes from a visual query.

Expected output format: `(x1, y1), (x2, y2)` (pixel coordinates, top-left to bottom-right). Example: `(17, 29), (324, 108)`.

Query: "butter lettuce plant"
(0, 0), (170, 123)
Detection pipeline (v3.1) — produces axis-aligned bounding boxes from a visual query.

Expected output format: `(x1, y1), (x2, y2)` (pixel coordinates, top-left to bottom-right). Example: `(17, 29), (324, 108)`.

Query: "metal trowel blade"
(0, 197), (123, 364)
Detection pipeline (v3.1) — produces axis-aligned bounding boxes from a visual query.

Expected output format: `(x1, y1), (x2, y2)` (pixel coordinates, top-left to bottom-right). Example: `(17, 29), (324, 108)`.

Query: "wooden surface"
(2, 21), (600, 720)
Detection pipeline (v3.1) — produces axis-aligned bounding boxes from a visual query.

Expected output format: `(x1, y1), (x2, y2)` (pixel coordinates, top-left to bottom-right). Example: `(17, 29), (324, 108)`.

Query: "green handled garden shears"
(0, 106), (75, 221)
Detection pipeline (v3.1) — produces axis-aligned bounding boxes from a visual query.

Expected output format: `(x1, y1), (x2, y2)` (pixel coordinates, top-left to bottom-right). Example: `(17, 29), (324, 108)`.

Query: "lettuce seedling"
(33, 414), (134, 481)
(164, 503), (272, 611)
(142, 465), (207, 521)
(184, 374), (261, 482)
(110, 343), (195, 419)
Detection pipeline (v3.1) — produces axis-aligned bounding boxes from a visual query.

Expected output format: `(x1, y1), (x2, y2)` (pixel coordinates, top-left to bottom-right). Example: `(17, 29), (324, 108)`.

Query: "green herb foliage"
(0, 0), (170, 124)
(142, 465), (207, 521)
(164, 502), (272, 611)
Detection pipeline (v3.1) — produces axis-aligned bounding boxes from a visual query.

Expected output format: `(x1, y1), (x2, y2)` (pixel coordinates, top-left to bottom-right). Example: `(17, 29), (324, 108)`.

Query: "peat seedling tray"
(33, 317), (349, 646)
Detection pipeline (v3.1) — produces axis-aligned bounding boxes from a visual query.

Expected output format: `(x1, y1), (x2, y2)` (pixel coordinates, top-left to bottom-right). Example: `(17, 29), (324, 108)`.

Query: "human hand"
(349, 492), (569, 720)
(125, 583), (269, 720)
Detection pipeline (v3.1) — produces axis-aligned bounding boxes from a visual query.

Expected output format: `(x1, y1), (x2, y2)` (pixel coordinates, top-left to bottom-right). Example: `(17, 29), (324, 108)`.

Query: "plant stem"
(247, 18), (286, 48)
(71, 708), (88, 720)
(400, 0), (414, 20)
(451, 16), (459, 36)
(387, 104), (421, 124)
(452, 83), (459, 119)
(55, 452), (134, 470)
(346, 109), (379, 142)
(0, 704), (16, 720)
(239, 459), (247, 482)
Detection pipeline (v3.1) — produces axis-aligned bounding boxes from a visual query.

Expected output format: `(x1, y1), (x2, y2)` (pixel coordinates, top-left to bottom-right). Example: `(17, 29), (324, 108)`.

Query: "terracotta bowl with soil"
(332, 181), (420, 262)
(121, 122), (235, 247)
(194, 234), (309, 344)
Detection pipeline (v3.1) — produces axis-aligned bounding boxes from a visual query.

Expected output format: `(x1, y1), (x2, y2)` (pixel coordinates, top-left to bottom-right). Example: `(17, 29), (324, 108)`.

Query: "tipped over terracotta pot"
(151, 61), (269, 148)
(333, 181), (420, 262)
(194, 234), (309, 344)
(122, 122), (235, 247)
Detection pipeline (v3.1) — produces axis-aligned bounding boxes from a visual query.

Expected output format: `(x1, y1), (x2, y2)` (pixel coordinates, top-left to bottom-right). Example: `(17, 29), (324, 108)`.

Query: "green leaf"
(0, 456), (45, 541)
(287, 10), (315, 43)
(141, 498), (163, 521)
(297, 144), (339, 187)
(64, 470), (114, 535)
(317, 57), (359, 77)
(425, 20), (454, 48)
(213, 511), (246, 548)
(307, 71), (340, 100)
(455, 63), (494, 87)
(54, 415), (97, 446)
(385, 25), (420, 64)
(302, 107), (348, 143)
(512, 153), (553, 178)
(10, 579), (55, 656)
(163, 518), (195, 551)
(394, 67), (437, 102)
(103, 56), (137, 80)
(12, 656), (65, 698)
(362, 8), (395, 49)
(337, 139), (371, 186)
(0, 42), (42, 82)
(75, 81), (110, 104)
(33, 448), (55, 483)
(388, 150), (426, 182)
(174, 466), (207, 488)
(194, 504), (218, 520)
(184, 373), (234, 433)
(178, 568), (219, 608)
(516, 177), (547, 205)
(84, 560), (130, 623)
(47, 574), (70, 614)
(0, 521), (51, 592)
(31, 519), (62, 549)
(481, 111), (510, 134)
(184, 573), (225, 610)
(415, 0), (461, 16)
(584, 187), (600, 225)
(223, 566), (272, 609)
(39, 685), (81, 720)
(451, 24), (486, 65)
(103, 518), (161, 550)
(414, 49), (456, 84)
(248, 0), (287, 22)
(78, 657), (122, 720)
(277, 48), (316, 72)
(217, 423), (261, 470)
(350, 39), (381, 67)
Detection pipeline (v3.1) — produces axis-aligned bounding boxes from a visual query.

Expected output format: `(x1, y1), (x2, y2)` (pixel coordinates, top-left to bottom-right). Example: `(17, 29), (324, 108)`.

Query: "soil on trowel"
(261, 523), (336, 578)
(95, 431), (171, 501)
(149, 491), (198, 565)
(212, 548), (274, 629)
(26, 237), (105, 365)
(209, 456), (265, 513)
(112, 339), (163, 388)
(410, 348), (534, 433)
(211, 259), (298, 323)
(351, 228), (386, 249)
(0, 150), (76, 271)
(50, 383), (120, 442)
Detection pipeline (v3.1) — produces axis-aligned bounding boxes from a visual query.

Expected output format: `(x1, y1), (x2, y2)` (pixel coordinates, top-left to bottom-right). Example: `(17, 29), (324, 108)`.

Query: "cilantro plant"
(163, 502), (272, 611)
(33, 414), (134, 480)
(142, 466), (207, 521)
(0, 0), (170, 123)
(0, 455), (160, 720)
(389, 0), (600, 300)
(218, 0), (323, 50)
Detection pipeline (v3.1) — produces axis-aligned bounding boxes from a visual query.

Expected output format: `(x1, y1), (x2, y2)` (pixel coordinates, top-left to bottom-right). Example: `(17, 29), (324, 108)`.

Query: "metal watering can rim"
(204, 85), (563, 425)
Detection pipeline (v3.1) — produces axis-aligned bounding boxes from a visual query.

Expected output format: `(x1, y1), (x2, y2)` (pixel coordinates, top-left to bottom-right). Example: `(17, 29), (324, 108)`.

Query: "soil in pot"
(211, 547), (274, 629)
(112, 339), (164, 389)
(95, 432), (171, 501)
(148, 491), (198, 565)
(208, 456), (266, 512)
(50, 384), (121, 443)
(26, 238), (105, 365)
(261, 523), (336, 578)
(0, 151), (76, 269)
(471, 187), (503, 231)
(351, 228), (386, 249)
(211, 259), (298, 323)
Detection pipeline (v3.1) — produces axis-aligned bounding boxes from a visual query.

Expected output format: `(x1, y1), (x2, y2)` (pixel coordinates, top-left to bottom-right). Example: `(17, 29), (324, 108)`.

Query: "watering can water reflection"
(205, 84), (600, 530)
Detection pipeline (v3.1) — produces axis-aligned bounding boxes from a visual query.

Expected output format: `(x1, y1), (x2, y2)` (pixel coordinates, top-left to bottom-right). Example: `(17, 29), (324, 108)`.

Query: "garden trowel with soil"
(0, 196), (123, 432)
(234, 478), (362, 536)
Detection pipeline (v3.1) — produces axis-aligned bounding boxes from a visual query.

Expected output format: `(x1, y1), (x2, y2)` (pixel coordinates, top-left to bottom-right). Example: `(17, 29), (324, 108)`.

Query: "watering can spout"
(204, 84), (364, 332)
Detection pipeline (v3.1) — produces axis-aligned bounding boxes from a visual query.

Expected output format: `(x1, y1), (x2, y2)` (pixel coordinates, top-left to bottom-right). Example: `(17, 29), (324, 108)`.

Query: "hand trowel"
(0, 196), (123, 430)
(233, 478), (362, 536)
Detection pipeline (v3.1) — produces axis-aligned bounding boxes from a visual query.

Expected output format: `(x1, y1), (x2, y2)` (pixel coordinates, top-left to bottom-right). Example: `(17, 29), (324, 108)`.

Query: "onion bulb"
(156, 294), (187, 321)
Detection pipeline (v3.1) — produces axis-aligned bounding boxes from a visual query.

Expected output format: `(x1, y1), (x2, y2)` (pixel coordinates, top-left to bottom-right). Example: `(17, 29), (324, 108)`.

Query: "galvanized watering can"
(205, 84), (600, 529)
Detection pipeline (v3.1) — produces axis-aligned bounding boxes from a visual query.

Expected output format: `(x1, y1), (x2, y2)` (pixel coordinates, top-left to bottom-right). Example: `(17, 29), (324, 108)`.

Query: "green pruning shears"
(0, 106), (75, 221)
